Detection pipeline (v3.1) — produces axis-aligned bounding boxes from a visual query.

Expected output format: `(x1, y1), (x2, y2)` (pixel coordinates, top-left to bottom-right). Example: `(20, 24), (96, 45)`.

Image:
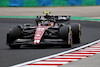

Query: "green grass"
(0, 16), (100, 21)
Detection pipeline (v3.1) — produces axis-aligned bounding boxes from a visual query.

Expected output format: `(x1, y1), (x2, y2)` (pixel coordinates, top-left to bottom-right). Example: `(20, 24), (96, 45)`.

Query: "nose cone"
(34, 40), (40, 44)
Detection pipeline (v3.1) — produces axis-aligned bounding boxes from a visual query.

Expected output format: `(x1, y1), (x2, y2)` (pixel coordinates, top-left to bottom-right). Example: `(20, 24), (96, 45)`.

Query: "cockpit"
(41, 21), (51, 26)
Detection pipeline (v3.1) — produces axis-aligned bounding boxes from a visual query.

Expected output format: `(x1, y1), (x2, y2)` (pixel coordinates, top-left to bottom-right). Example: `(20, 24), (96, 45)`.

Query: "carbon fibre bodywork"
(6, 12), (80, 48)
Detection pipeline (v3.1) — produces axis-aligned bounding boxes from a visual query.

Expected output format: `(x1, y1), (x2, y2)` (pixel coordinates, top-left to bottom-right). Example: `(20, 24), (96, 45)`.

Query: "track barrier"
(67, 0), (82, 6)
(10, 0), (23, 7)
(53, 0), (67, 6)
(0, 0), (100, 7)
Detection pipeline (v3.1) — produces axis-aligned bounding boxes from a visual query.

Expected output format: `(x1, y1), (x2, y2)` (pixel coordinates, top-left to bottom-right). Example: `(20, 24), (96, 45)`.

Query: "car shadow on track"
(5, 43), (83, 50)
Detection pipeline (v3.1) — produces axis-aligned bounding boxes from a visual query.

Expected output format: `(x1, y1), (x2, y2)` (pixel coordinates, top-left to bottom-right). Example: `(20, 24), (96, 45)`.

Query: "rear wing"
(36, 16), (71, 22)
(54, 16), (71, 21)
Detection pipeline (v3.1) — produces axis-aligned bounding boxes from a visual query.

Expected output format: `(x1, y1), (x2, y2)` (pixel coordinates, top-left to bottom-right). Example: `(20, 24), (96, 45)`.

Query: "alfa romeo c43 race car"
(6, 12), (81, 49)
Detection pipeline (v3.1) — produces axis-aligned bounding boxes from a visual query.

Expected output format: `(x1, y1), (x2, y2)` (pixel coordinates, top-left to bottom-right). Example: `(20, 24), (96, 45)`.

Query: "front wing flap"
(13, 39), (66, 45)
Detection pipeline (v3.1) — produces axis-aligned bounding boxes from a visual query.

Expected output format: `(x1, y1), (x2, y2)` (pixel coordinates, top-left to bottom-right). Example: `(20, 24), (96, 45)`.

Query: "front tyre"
(7, 26), (22, 49)
(9, 45), (21, 49)
(59, 25), (72, 48)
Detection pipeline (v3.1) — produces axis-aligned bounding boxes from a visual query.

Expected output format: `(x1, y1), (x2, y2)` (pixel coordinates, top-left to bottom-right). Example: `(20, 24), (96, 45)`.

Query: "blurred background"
(0, 0), (100, 18)
(0, 0), (100, 7)
(0, 1), (100, 67)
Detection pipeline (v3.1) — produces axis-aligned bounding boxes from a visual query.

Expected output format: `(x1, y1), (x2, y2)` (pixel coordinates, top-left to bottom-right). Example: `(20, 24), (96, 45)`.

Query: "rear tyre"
(70, 23), (81, 44)
(7, 26), (22, 49)
(59, 25), (72, 48)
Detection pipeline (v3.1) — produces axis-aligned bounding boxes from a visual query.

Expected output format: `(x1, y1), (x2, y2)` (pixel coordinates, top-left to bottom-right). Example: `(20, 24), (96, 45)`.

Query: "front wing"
(12, 39), (66, 45)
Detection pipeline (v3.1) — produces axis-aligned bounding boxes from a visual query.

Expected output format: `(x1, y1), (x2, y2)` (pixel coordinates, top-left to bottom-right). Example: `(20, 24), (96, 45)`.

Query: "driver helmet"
(42, 21), (50, 26)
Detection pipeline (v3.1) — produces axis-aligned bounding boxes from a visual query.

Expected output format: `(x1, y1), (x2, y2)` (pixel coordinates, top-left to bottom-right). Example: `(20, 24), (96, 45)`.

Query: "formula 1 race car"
(6, 12), (81, 49)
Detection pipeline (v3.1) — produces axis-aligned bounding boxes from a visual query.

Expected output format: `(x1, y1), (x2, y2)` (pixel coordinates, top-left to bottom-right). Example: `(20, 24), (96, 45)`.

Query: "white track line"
(64, 54), (93, 56)
(72, 51), (98, 53)
(85, 48), (100, 49)
(10, 39), (100, 67)
(73, 19), (100, 22)
(80, 50), (100, 51)
(22, 65), (58, 67)
(46, 59), (77, 61)
(54, 56), (86, 58)
(33, 62), (69, 64)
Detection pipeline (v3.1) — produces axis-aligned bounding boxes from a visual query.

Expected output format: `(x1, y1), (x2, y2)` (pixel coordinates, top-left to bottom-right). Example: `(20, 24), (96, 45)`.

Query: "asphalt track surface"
(0, 18), (100, 67)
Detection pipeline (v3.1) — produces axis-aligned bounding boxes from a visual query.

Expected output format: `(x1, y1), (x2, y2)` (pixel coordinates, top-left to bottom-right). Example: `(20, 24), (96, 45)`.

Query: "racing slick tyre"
(70, 23), (81, 44)
(7, 26), (22, 49)
(59, 25), (72, 48)
(9, 45), (21, 49)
